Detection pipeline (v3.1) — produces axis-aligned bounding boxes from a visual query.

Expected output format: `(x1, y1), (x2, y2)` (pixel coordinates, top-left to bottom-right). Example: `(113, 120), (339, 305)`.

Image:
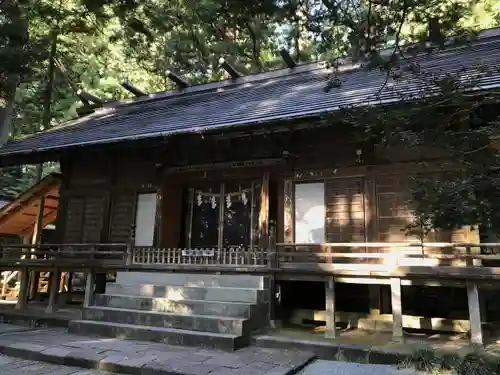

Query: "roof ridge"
(1, 28), (500, 162)
(98, 26), (500, 113)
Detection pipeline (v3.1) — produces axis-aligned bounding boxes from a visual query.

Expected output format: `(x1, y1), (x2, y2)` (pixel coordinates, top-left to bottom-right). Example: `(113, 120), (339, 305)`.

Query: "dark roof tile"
(1, 36), (500, 157)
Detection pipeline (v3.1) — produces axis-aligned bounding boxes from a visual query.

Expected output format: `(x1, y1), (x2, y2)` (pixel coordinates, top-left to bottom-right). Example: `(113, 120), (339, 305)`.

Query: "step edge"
(69, 319), (241, 338)
(107, 284), (262, 292)
(84, 306), (248, 322)
(97, 294), (257, 306)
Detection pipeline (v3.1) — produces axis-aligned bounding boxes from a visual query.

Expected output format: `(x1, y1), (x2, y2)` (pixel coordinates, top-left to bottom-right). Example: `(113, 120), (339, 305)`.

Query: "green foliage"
(336, 52), (500, 238)
(1, 0), (500, 231)
(400, 347), (500, 375)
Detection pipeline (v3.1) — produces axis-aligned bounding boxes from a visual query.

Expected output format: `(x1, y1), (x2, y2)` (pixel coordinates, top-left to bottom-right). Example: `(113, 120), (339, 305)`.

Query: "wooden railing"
(132, 246), (269, 266)
(0, 243), (128, 268)
(1, 241), (500, 273)
(275, 242), (500, 264)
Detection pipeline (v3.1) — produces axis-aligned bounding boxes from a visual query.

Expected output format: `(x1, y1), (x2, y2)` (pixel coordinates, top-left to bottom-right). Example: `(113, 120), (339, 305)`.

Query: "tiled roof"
(1, 30), (500, 159)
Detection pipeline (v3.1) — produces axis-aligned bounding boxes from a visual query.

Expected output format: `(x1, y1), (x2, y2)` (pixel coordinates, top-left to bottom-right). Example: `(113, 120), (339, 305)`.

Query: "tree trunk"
(0, 80), (17, 146)
(0, 1), (29, 146)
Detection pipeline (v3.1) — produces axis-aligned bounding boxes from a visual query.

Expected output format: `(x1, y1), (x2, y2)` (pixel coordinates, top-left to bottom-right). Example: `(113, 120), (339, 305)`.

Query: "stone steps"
(105, 283), (264, 304)
(68, 320), (247, 351)
(69, 273), (270, 351)
(115, 272), (266, 289)
(83, 306), (249, 335)
(94, 294), (254, 318)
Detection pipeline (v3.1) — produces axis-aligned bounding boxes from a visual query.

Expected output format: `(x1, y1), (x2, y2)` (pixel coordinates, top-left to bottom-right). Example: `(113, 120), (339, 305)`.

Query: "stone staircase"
(68, 272), (270, 351)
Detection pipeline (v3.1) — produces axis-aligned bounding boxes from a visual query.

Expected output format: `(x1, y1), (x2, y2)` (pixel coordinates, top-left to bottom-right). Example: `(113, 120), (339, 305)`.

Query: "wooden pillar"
(83, 270), (95, 308)
(29, 194), (46, 300)
(390, 277), (403, 340)
(28, 271), (40, 301)
(59, 272), (68, 293)
(258, 172), (270, 243)
(15, 268), (29, 310)
(368, 286), (381, 316)
(466, 280), (483, 346)
(45, 269), (61, 313)
(325, 276), (336, 339)
(366, 171), (381, 316)
(267, 230), (280, 329)
(1, 272), (7, 298)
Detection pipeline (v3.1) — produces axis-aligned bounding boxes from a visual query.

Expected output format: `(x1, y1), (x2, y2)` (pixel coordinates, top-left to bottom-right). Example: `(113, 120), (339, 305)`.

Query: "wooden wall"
(325, 177), (366, 243)
(281, 164), (479, 247)
(53, 126), (478, 249)
(57, 152), (157, 245)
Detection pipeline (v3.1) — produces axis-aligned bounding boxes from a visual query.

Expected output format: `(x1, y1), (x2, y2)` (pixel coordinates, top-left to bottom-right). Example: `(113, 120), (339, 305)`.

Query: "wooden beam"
(121, 80), (147, 97)
(15, 267), (29, 310)
(166, 70), (189, 90)
(54, 58), (90, 105)
(19, 209), (58, 236)
(283, 180), (293, 243)
(258, 172), (270, 244)
(390, 277), (403, 341)
(77, 90), (105, 105)
(325, 276), (336, 338)
(83, 270), (95, 308)
(466, 280), (483, 345)
(219, 58), (242, 79)
(45, 268), (61, 313)
(279, 49), (297, 69)
(0, 177), (60, 228)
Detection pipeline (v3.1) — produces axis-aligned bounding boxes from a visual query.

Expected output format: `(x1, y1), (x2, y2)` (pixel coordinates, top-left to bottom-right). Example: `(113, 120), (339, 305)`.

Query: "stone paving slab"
(254, 334), (408, 365)
(0, 353), (125, 374)
(0, 324), (315, 375)
(297, 360), (422, 375)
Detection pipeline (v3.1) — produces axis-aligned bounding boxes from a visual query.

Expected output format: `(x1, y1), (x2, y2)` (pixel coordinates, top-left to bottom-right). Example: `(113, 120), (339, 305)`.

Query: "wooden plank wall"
(283, 165), (479, 249)
(325, 177), (366, 244)
(108, 193), (136, 243)
(374, 172), (479, 245)
(58, 154), (157, 245)
(161, 184), (183, 248)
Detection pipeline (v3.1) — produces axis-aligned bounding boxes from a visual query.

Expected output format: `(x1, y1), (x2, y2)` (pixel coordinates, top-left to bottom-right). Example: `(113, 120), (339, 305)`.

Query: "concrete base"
(68, 319), (247, 351)
(290, 309), (469, 333)
(115, 272), (266, 289)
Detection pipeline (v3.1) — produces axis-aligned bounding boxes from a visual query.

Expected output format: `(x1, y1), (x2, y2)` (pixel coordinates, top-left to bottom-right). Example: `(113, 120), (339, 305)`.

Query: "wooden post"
(258, 172), (270, 243)
(325, 276), (336, 339)
(267, 229), (280, 329)
(466, 280), (483, 346)
(15, 268), (29, 310)
(59, 272), (67, 293)
(1, 272), (7, 298)
(126, 241), (133, 266)
(45, 269), (61, 313)
(390, 277), (403, 341)
(83, 270), (95, 308)
(368, 286), (381, 316)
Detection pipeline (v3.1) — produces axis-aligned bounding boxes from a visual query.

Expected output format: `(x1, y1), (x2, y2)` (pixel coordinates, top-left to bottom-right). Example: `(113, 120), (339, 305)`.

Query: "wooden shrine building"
(0, 28), (500, 349)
